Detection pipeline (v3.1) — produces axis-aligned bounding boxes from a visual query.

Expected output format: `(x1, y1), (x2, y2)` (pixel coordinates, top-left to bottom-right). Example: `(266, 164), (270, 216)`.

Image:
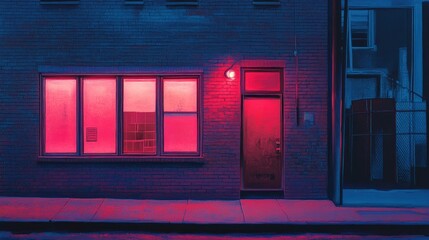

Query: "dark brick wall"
(0, 0), (328, 199)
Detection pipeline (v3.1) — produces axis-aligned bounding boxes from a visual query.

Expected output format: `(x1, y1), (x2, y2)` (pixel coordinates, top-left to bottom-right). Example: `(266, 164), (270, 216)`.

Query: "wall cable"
(294, 0), (300, 126)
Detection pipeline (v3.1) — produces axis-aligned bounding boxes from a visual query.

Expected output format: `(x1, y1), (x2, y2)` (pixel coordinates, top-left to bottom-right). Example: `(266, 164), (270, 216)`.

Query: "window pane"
(163, 79), (197, 112)
(45, 78), (77, 153)
(350, 10), (374, 48)
(350, 10), (370, 30)
(245, 71), (281, 92)
(83, 78), (116, 154)
(164, 114), (197, 152)
(123, 78), (156, 154)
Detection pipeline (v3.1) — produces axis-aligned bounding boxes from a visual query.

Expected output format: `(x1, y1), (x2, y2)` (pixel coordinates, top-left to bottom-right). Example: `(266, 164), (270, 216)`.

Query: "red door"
(243, 97), (282, 189)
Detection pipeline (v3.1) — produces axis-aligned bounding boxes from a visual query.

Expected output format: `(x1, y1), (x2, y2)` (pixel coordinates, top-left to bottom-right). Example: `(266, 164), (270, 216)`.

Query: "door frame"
(240, 67), (284, 191)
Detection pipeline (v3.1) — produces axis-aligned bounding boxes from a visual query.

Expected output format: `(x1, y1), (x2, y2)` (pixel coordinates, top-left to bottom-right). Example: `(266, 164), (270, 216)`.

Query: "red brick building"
(0, 0), (331, 200)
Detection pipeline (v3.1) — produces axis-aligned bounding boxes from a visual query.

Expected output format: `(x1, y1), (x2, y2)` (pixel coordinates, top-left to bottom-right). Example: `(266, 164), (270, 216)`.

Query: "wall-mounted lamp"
(224, 58), (241, 81)
(224, 69), (236, 80)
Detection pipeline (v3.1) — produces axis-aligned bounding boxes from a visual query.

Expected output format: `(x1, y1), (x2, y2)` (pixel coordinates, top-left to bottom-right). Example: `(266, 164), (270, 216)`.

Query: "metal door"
(242, 97), (282, 189)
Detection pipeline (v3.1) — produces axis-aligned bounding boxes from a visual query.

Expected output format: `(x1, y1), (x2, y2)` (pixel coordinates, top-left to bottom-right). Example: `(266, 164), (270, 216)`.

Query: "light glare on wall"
(225, 69), (236, 80)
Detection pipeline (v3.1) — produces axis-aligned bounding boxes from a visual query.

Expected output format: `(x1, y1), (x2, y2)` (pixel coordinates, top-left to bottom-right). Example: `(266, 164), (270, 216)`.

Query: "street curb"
(1, 222), (429, 235)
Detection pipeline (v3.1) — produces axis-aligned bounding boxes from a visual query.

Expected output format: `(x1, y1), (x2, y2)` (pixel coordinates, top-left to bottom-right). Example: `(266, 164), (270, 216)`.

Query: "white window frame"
(349, 9), (376, 49)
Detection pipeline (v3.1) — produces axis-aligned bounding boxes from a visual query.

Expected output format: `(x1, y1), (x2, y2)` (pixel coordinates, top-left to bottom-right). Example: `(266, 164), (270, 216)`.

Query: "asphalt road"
(0, 232), (428, 240)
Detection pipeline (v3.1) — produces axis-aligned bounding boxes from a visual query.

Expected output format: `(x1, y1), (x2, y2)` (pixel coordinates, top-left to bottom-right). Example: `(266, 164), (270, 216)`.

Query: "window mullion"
(158, 76), (163, 156)
(77, 76), (83, 156)
(117, 76), (123, 156)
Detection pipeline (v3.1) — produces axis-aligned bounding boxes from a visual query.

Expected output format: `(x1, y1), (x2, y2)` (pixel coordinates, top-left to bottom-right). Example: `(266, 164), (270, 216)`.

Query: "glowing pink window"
(163, 78), (198, 153)
(83, 78), (117, 154)
(123, 78), (156, 154)
(44, 78), (77, 153)
(244, 71), (281, 92)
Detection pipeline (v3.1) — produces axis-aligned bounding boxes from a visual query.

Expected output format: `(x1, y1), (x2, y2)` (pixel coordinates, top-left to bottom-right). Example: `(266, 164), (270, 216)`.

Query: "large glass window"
(44, 78), (77, 154)
(163, 78), (198, 153)
(123, 78), (156, 154)
(83, 78), (117, 154)
(42, 75), (200, 157)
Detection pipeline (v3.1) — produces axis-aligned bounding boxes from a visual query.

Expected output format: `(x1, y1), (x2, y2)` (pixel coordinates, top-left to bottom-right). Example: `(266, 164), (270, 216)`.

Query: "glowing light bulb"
(225, 69), (236, 80)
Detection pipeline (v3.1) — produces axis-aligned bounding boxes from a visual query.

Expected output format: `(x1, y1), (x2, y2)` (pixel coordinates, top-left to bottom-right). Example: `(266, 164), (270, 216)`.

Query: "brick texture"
(0, 0), (328, 199)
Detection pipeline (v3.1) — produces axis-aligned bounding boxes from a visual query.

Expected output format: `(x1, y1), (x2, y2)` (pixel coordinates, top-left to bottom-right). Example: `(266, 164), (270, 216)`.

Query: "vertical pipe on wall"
(340, 0), (349, 205)
(293, 0), (300, 126)
(424, 2), (429, 175)
(328, 0), (337, 204)
(413, 2), (424, 102)
(329, 0), (347, 205)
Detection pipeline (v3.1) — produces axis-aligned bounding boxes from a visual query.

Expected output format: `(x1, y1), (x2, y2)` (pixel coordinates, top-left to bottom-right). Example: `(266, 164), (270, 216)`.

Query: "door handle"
(275, 139), (281, 154)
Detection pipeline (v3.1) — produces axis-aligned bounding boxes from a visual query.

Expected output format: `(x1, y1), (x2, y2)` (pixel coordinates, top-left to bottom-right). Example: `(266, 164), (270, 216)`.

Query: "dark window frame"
(121, 77), (158, 156)
(161, 76), (200, 156)
(242, 68), (283, 95)
(40, 74), (202, 159)
(80, 76), (119, 156)
(41, 76), (80, 156)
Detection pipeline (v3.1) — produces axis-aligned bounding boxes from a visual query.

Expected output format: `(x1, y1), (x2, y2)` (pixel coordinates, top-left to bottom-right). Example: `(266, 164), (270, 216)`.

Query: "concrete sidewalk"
(0, 197), (429, 233)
